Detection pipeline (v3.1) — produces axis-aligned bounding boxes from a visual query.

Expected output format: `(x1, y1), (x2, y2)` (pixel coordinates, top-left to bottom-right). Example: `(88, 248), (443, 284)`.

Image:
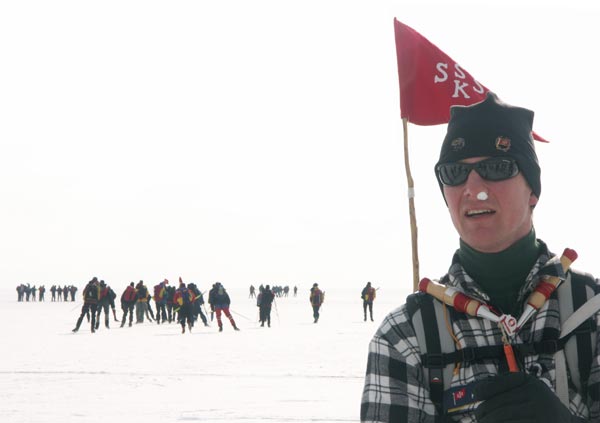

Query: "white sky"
(2, 0), (599, 294)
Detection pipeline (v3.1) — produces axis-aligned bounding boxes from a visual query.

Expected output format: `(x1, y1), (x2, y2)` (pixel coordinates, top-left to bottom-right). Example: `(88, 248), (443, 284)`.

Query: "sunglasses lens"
(477, 158), (519, 181)
(437, 163), (470, 186)
(437, 158), (519, 186)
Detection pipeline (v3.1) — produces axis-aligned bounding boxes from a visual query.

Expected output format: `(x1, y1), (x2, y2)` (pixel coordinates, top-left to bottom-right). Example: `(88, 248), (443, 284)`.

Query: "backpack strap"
(407, 293), (456, 419)
(409, 270), (599, 415)
(556, 270), (599, 404)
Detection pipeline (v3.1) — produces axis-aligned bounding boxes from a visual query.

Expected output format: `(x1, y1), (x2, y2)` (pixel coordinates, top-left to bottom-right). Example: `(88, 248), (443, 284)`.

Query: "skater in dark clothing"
(258, 285), (275, 327)
(213, 282), (239, 332)
(309, 283), (324, 323)
(196, 289), (210, 326)
(187, 283), (209, 327)
(166, 285), (176, 323)
(70, 285), (77, 302)
(153, 279), (168, 324)
(249, 284), (256, 298)
(72, 277), (100, 333)
(135, 280), (150, 323)
(256, 285), (264, 321)
(120, 282), (137, 327)
(208, 283), (217, 322)
(361, 282), (376, 322)
(107, 285), (119, 322)
(146, 295), (156, 322)
(16, 284), (24, 301)
(95, 280), (111, 330)
(174, 278), (195, 334)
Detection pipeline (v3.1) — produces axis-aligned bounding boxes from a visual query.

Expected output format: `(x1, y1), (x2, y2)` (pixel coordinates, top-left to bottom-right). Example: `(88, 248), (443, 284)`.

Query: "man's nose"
(463, 169), (488, 197)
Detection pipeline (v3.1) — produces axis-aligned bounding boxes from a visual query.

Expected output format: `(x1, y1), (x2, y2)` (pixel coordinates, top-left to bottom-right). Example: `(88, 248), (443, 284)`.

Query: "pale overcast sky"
(1, 0), (598, 293)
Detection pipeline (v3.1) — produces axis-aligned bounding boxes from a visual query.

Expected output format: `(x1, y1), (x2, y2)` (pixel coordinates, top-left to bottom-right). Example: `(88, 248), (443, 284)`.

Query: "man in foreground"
(361, 93), (599, 422)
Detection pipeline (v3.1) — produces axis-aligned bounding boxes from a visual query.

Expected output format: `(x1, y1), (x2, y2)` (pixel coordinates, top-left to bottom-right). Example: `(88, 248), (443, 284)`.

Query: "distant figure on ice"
(173, 279), (195, 334)
(208, 283), (217, 321)
(95, 281), (118, 329)
(249, 284), (256, 298)
(212, 282), (239, 332)
(135, 280), (151, 323)
(69, 285), (78, 301)
(187, 282), (209, 327)
(360, 282), (376, 322)
(25, 285), (32, 301)
(95, 280), (112, 330)
(256, 285), (263, 318)
(16, 284), (24, 301)
(72, 277), (100, 333)
(107, 284), (119, 322)
(38, 285), (45, 301)
(146, 294), (156, 321)
(120, 282), (137, 327)
(293, 285), (298, 297)
(153, 279), (168, 324)
(258, 285), (275, 327)
(309, 283), (324, 323)
(166, 284), (176, 323)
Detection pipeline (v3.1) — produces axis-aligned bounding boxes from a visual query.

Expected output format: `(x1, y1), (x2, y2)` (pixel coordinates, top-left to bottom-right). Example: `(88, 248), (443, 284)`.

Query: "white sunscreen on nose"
(477, 192), (488, 201)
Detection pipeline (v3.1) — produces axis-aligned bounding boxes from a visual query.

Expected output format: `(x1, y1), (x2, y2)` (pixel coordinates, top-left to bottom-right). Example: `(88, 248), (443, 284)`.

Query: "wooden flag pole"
(402, 117), (419, 291)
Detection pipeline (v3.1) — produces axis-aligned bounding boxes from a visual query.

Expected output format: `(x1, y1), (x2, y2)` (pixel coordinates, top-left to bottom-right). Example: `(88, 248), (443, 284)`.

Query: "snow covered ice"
(0, 284), (407, 423)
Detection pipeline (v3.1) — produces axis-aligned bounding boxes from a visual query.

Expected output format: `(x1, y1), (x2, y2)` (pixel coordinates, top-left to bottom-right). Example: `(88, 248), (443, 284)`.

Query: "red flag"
(394, 18), (547, 142)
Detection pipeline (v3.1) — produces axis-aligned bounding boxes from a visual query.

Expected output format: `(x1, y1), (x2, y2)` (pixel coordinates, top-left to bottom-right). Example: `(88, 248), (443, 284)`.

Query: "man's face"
(443, 156), (538, 253)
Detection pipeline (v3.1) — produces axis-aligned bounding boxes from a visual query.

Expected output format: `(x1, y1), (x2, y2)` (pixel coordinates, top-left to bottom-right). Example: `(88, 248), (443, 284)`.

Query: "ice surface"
(1, 284), (407, 423)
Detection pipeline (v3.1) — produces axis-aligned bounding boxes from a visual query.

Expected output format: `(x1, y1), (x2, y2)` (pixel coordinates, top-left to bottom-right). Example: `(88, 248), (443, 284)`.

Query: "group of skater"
(68, 277), (376, 334)
(71, 277), (242, 334)
(16, 284), (78, 302)
(253, 281), (376, 326)
(249, 284), (297, 298)
(172, 279), (240, 334)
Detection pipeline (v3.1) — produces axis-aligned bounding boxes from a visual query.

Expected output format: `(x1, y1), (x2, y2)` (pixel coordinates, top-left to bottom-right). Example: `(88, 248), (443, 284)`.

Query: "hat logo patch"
(450, 138), (465, 151)
(495, 136), (511, 152)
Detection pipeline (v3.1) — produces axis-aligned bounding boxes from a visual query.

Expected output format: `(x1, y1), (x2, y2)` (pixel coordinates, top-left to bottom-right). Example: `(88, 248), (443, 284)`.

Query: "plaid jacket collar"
(442, 239), (568, 315)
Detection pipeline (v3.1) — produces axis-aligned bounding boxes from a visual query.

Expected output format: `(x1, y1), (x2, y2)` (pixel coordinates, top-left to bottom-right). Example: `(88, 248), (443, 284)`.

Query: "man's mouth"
(465, 209), (495, 217)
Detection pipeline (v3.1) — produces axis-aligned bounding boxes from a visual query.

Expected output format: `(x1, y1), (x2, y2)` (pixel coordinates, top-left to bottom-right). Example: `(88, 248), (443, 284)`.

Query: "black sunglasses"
(436, 157), (519, 186)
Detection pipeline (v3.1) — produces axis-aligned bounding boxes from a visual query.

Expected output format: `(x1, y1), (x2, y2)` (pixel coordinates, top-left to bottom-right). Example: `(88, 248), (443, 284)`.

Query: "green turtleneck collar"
(458, 229), (540, 316)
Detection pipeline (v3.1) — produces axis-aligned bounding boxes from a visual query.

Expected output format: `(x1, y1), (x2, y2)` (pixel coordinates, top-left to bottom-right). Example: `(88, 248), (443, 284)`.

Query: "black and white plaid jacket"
(361, 242), (600, 422)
